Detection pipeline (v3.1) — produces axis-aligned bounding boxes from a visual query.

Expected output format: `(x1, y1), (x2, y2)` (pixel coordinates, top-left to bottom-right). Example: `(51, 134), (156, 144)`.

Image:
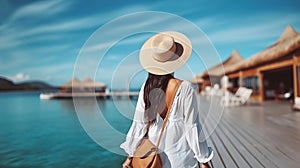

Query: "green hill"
(0, 77), (58, 91)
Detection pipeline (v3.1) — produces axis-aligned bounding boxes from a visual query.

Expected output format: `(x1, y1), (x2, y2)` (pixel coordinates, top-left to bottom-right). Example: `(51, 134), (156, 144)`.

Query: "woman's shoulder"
(169, 79), (191, 87)
(179, 80), (193, 90)
(181, 80), (193, 87)
(170, 80), (194, 96)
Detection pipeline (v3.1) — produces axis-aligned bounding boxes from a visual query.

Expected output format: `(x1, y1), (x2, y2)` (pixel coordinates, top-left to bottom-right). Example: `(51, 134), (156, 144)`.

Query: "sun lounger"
(221, 87), (253, 106)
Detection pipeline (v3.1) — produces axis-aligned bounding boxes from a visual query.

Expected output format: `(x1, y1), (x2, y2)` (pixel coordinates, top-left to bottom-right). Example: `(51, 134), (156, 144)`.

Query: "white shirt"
(120, 81), (213, 168)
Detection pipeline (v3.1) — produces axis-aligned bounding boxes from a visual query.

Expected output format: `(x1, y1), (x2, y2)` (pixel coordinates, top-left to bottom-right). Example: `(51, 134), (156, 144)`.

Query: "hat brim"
(139, 31), (192, 75)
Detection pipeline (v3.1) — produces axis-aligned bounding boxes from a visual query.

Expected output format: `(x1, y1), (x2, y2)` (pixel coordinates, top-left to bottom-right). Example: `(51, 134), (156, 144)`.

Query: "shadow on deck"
(198, 95), (300, 168)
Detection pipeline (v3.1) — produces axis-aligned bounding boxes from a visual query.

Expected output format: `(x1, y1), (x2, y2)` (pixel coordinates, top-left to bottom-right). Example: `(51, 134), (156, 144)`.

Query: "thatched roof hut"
(61, 77), (81, 88)
(81, 78), (106, 88)
(61, 77), (106, 91)
(225, 25), (300, 75)
(200, 50), (244, 78)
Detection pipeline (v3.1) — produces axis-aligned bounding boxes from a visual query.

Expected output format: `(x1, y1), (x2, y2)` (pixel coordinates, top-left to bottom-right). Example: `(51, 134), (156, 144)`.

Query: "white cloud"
(10, 0), (72, 21)
(26, 62), (76, 75)
(0, 1), (75, 51)
(0, 4), (154, 52)
(104, 55), (122, 61)
(11, 73), (30, 82)
(20, 62), (77, 85)
(81, 12), (195, 54)
(207, 13), (300, 43)
(83, 41), (115, 53)
(84, 34), (149, 53)
(17, 4), (150, 38)
(20, 15), (102, 38)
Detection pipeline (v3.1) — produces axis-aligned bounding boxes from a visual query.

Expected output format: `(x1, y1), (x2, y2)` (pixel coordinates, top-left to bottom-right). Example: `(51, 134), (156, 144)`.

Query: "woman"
(121, 31), (213, 168)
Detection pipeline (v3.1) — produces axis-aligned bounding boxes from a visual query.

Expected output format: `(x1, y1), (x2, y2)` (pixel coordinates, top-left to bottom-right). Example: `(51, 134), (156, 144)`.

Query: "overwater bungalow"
(60, 77), (106, 93)
(40, 77), (107, 99)
(197, 49), (244, 92)
(196, 25), (300, 109)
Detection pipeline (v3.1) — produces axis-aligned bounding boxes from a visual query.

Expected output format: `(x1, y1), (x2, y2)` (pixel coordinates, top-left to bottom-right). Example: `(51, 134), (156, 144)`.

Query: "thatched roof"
(82, 78), (106, 88)
(62, 77), (106, 88)
(278, 25), (298, 42)
(225, 25), (300, 75)
(200, 50), (243, 78)
(62, 77), (81, 88)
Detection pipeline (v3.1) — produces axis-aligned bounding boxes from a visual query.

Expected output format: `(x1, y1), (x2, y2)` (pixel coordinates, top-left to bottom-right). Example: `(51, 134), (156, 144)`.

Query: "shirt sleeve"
(183, 82), (214, 163)
(120, 84), (147, 156)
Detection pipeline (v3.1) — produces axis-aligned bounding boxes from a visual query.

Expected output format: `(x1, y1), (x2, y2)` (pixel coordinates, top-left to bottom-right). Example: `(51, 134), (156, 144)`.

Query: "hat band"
(153, 42), (177, 62)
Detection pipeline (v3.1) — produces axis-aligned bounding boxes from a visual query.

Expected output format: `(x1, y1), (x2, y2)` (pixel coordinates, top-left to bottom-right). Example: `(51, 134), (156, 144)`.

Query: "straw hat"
(139, 31), (192, 75)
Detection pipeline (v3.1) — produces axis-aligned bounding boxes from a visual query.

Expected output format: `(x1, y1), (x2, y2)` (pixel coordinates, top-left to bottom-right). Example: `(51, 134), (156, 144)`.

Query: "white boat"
(40, 93), (55, 99)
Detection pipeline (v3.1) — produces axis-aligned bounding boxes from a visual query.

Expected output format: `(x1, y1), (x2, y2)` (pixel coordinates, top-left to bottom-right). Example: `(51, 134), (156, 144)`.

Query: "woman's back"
(121, 80), (213, 167)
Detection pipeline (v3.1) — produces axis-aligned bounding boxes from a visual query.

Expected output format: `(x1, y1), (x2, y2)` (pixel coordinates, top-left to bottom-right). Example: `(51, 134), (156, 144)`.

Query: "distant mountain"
(0, 77), (14, 88)
(0, 77), (58, 91)
(0, 77), (15, 90)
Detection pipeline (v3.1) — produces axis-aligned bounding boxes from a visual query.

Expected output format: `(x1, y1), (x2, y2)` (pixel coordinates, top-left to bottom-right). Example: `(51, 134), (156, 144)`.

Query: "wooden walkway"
(198, 95), (300, 168)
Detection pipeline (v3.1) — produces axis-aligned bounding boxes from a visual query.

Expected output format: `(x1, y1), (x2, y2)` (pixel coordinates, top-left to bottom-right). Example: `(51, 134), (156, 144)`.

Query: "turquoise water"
(0, 92), (136, 167)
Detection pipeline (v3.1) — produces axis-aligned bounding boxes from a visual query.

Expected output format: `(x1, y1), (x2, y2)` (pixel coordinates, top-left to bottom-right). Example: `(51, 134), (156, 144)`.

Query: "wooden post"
(293, 53), (300, 108)
(293, 64), (297, 99)
(297, 66), (300, 97)
(258, 72), (264, 102)
(293, 56), (300, 98)
(239, 71), (243, 87)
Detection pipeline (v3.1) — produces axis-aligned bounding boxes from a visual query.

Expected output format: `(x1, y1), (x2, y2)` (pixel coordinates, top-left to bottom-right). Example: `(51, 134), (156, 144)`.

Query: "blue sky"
(0, 0), (299, 89)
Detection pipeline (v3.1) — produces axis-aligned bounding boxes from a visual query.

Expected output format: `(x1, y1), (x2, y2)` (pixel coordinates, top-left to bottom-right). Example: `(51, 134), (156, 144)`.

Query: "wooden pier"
(199, 95), (300, 168)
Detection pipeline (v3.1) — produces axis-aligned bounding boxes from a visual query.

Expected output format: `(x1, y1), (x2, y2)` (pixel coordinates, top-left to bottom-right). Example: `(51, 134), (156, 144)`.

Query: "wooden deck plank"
(220, 119), (266, 168)
(209, 130), (238, 168)
(228, 110), (300, 163)
(202, 115), (235, 167)
(198, 95), (300, 168)
(206, 106), (269, 168)
(222, 115), (279, 167)
(200, 99), (238, 168)
(217, 121), (259, 168)
(222, 108), (299, 168)
(226, 114), (299, 168)
(206, 104), (265, 168)
(214, 125), (250, 168)
(199, 98), (225, 168)
(202, 117), (227, 167)
(205, 135), (224, 168)
(206, 111), (251, 167)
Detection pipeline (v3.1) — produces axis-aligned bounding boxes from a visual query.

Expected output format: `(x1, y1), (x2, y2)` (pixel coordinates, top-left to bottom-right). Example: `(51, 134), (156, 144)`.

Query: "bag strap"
(156, 80), (181, 148)
(144, 121), (151, 138)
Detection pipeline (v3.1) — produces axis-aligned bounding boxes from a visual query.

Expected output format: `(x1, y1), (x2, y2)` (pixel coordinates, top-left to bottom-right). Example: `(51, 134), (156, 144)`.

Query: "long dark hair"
(143, 73), (174, 122)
